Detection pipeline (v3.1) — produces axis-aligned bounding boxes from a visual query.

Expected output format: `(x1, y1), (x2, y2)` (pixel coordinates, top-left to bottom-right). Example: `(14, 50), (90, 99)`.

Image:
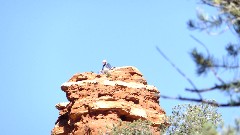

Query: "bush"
(110, 119), (153, 135)
(166, 102), (222, 135)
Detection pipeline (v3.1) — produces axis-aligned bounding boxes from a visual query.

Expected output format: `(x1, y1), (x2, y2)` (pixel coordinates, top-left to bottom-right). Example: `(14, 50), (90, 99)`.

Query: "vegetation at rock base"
(108, 103), (240, 135)
(163, 102), (222, 135)
(109, 102), (240, 135)
(109, 119), (153, 135)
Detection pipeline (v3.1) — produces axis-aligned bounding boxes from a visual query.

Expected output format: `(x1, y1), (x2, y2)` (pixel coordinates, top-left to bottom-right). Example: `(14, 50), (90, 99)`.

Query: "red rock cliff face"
(52, 66), (167, 135)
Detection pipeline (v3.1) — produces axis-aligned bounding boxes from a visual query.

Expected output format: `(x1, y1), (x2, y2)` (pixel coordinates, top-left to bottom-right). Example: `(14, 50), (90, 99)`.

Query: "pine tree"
(160, 0), (240, 107)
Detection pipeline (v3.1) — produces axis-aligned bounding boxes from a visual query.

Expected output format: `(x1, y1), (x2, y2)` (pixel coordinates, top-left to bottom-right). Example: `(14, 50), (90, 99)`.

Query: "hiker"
(100, 60), (114, 74)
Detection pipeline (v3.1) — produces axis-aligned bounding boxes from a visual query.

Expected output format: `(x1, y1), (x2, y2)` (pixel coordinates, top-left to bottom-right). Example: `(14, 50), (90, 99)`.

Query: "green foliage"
(159, 120), (169, 134)
(225, 43), (240, 57)
(165, 102), (222, 135)
(200, 123), (219, 135)
(106, 72), (111, 78)
(107, 104), (239, 135)
(191, 48), (214, 75)
(110, 119), (153, 135)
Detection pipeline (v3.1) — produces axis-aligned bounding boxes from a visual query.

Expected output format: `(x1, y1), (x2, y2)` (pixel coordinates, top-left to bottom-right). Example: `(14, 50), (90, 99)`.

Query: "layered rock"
(52, 66), (167, 135)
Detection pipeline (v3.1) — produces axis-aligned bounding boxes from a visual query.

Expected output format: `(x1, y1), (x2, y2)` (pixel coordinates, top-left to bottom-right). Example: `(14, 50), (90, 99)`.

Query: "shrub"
(110, 119), (152, 135)
(166, 102), (222, 135)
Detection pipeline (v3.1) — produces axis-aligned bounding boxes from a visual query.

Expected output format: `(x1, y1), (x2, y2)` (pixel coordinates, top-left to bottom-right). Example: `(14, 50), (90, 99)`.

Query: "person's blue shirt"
(102, 63), (112, 70)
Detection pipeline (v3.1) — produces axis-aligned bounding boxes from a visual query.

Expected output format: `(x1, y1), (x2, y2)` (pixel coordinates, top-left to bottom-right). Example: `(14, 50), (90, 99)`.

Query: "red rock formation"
(52, 66), (167, 135)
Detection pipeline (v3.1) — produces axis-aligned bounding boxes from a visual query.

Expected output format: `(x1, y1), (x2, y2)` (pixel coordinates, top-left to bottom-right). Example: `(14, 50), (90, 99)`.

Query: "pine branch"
(185, 85), (219, 93)
(214, 64), (240, 69)
(160, 95), (240, 107)
(156, 46), (203, 99)
(190, 35), (225, 84)
(186, 81), (240, 93)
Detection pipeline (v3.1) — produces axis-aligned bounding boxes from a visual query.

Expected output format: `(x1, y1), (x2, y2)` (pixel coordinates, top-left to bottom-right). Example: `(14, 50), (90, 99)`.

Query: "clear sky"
(0, 0), (239, 135)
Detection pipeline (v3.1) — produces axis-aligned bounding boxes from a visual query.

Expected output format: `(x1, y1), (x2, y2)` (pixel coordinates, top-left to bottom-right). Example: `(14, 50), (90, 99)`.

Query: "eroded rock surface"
(52, 66), (167, 135)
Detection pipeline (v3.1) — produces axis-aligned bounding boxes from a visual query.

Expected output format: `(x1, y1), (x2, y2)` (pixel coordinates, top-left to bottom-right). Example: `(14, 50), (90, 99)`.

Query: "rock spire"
(52, 66), (167, 135)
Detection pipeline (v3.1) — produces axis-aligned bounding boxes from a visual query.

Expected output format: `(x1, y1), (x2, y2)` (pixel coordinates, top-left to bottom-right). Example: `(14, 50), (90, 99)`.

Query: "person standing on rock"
(100, 60), (113, 74)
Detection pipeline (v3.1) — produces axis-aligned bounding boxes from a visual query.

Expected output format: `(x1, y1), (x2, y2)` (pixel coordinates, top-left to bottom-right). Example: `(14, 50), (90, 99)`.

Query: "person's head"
(102, 60), (107, 65)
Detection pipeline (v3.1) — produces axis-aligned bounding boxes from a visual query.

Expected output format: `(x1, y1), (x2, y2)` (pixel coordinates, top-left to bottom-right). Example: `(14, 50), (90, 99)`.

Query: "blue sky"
(0, 0), (239, 135)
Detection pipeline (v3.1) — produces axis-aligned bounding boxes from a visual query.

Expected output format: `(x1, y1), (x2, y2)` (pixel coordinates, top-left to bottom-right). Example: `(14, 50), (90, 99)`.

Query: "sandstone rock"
(52, 66), (167, 135)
